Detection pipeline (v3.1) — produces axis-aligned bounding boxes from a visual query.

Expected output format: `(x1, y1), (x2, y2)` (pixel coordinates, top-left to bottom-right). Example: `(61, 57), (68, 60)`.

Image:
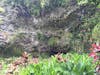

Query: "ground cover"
(0, 52), (99, 75)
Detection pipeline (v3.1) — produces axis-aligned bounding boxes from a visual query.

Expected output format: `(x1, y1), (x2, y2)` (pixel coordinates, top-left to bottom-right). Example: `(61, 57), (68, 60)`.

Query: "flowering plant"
(89, 43), (100, 61)
(89, 43), (100, 73)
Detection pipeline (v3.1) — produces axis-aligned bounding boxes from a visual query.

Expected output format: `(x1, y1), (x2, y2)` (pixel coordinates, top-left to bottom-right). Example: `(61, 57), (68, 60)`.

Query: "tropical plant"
(19, 53), (96, 75)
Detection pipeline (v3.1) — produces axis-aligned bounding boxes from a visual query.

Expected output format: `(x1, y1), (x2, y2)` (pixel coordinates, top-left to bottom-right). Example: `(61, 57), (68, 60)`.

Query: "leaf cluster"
(19, 53), (96, 75)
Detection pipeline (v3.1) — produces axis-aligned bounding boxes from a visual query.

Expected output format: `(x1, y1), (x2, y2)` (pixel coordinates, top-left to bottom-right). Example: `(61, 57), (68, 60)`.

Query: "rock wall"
(0, 0), (96, 55)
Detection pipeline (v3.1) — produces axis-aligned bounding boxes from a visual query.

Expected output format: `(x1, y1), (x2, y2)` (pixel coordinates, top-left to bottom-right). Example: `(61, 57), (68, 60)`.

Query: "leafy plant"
(89, 43), (100, 61)
(19, 56), (57, 75)
(60, 53), (96, 75)
(19, 53), (96, 75)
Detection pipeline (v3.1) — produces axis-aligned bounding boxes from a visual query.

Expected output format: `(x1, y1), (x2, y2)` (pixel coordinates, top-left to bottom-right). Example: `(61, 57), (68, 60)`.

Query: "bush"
(19, 53), (96, 75)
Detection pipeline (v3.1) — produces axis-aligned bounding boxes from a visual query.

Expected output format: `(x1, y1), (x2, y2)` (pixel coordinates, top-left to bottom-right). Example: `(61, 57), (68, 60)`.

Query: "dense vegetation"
(0, 0), (100, 75)
(19, 54), (96, 75)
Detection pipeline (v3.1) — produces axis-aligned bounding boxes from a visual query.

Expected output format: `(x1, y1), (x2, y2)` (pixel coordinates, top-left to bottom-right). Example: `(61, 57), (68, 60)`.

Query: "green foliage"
(56, 56), (95, 75)
(77, 0), (100, 5)
(5, 0), (70, 16)
(70, 10), (100, 52)
(40, 0), (49, 8)
(88, 0), (100, 5)
(0, 53), (97, 75)
(19, 53), (96, 75)
(49, 0), (69, 7)
(77, 0), (89, 5)
(97, 4), (100, 8)
(65, 53), (96, 75)
(37, 33), (46, 41)
(92, 22), (100, 42)
(4, 45), (23, 56)
(29, 1), (41, 16)
(19, 56), (57, 75)
(48, 37), (59, 46)
(60, 32), (73, 45)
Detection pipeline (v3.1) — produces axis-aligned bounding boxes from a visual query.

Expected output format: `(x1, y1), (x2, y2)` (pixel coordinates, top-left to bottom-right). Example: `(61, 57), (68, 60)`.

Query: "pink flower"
(97, 45), (100, 49)
(89, 52), (99, 62)
(89, 43), (100, 62)
(89, 52), (96, 57)
(92, 44), (97, 48)
(93, 48), (100, 52)
(91, 43), (100, 52)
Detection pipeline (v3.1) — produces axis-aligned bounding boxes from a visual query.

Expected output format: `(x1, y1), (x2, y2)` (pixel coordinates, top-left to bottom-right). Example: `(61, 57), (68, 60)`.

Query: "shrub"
(19, 53), (96, 75)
